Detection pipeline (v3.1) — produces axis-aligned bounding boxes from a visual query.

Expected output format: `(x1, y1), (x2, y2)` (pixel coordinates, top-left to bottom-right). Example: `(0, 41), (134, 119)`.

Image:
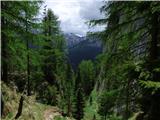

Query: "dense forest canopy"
(1, 1), (160, 120)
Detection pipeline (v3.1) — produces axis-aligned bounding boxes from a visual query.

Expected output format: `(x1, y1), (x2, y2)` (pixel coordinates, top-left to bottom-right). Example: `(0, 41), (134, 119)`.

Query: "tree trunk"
(25, 14), (31, 96)
(15, 96), (24, 119)
(67, 97), (71, 117)
(1, 94), (4, 116)
(149, 12), (159, 61)
(27, 41), (30, 96)
(125, 79), (130, 120)
(148, 11), (160, 120)
(1, 1), (8, 82)
(104, 114), (106, 120)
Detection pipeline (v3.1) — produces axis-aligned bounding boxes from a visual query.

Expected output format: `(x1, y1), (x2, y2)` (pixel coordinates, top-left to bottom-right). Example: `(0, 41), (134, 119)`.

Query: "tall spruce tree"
(40, 7), (67, 106)
(64, 64), (75, 117)
(78, 60), (95, 96)
(73, 86), (85, 120)
(42, 8), (59, 84)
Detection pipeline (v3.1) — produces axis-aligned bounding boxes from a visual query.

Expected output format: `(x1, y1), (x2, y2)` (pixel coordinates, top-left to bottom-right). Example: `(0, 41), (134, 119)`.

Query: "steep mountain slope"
(64, 33), (102, 69)
(64, 33), (85, 48)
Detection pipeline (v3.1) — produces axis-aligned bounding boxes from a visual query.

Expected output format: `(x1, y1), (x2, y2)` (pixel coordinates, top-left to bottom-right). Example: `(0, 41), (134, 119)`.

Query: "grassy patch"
(1, 82), (50, 120)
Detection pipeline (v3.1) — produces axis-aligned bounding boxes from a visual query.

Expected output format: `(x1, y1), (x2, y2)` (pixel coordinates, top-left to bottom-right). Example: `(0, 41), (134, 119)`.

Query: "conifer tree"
(1, 0), (41, 86)
(78, 60), (95, 96)
(39, 7), (67, 106)
(65, 64), (75, 117)
(42, 8), (58, 84)
(73, 86), (85, 120)
(1, 0), (42, 117)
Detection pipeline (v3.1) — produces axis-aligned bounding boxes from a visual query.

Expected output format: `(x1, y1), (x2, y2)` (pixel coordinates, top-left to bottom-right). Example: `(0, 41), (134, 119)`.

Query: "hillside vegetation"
(1, 1), (160, 120)
(1, 82), (74, 120)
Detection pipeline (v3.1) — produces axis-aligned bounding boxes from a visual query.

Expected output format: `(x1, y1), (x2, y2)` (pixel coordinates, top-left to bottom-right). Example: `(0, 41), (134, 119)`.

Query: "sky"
(42, 0), (106, 36)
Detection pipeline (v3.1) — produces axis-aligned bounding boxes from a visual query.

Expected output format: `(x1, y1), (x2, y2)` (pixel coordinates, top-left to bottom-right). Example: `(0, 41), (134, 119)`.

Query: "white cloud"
(43, 0), (105, 36)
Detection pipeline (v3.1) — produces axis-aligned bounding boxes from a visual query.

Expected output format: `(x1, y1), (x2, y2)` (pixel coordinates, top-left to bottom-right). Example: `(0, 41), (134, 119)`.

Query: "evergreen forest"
(1, 1), (160, 120)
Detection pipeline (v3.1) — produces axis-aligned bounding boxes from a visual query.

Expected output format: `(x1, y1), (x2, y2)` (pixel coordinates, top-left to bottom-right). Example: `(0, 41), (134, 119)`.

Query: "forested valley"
(1, 1), (160, 120)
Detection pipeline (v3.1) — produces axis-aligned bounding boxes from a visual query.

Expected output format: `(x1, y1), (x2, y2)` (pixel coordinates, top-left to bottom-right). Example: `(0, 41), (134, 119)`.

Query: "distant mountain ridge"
(64, 33), (85, 48)
(64, 33), (103, 69)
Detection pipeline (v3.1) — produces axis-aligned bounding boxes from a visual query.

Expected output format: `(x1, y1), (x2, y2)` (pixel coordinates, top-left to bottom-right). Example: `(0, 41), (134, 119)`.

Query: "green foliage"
(77, 60), (95, 96)
(41, 8), (66, 85)
(1, 1), (43, 95)
(1, 0), (69, 110)
(98, 90), (118, 118)
(2, 1), (160, 120)
(135, 61), (160, 91)
(106, 114), (123, 120)
(139, 81), (160, 90)
(44, 85), (58, 105)
(83, 89), (101, 120)
(73, 87), (85, 120)
(89, 1), (160, 119)
(34, 8), (68, 108)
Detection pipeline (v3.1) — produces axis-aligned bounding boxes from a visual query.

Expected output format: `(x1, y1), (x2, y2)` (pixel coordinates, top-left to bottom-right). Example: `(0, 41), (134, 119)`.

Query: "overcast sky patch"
(43, 0), (105, 36)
